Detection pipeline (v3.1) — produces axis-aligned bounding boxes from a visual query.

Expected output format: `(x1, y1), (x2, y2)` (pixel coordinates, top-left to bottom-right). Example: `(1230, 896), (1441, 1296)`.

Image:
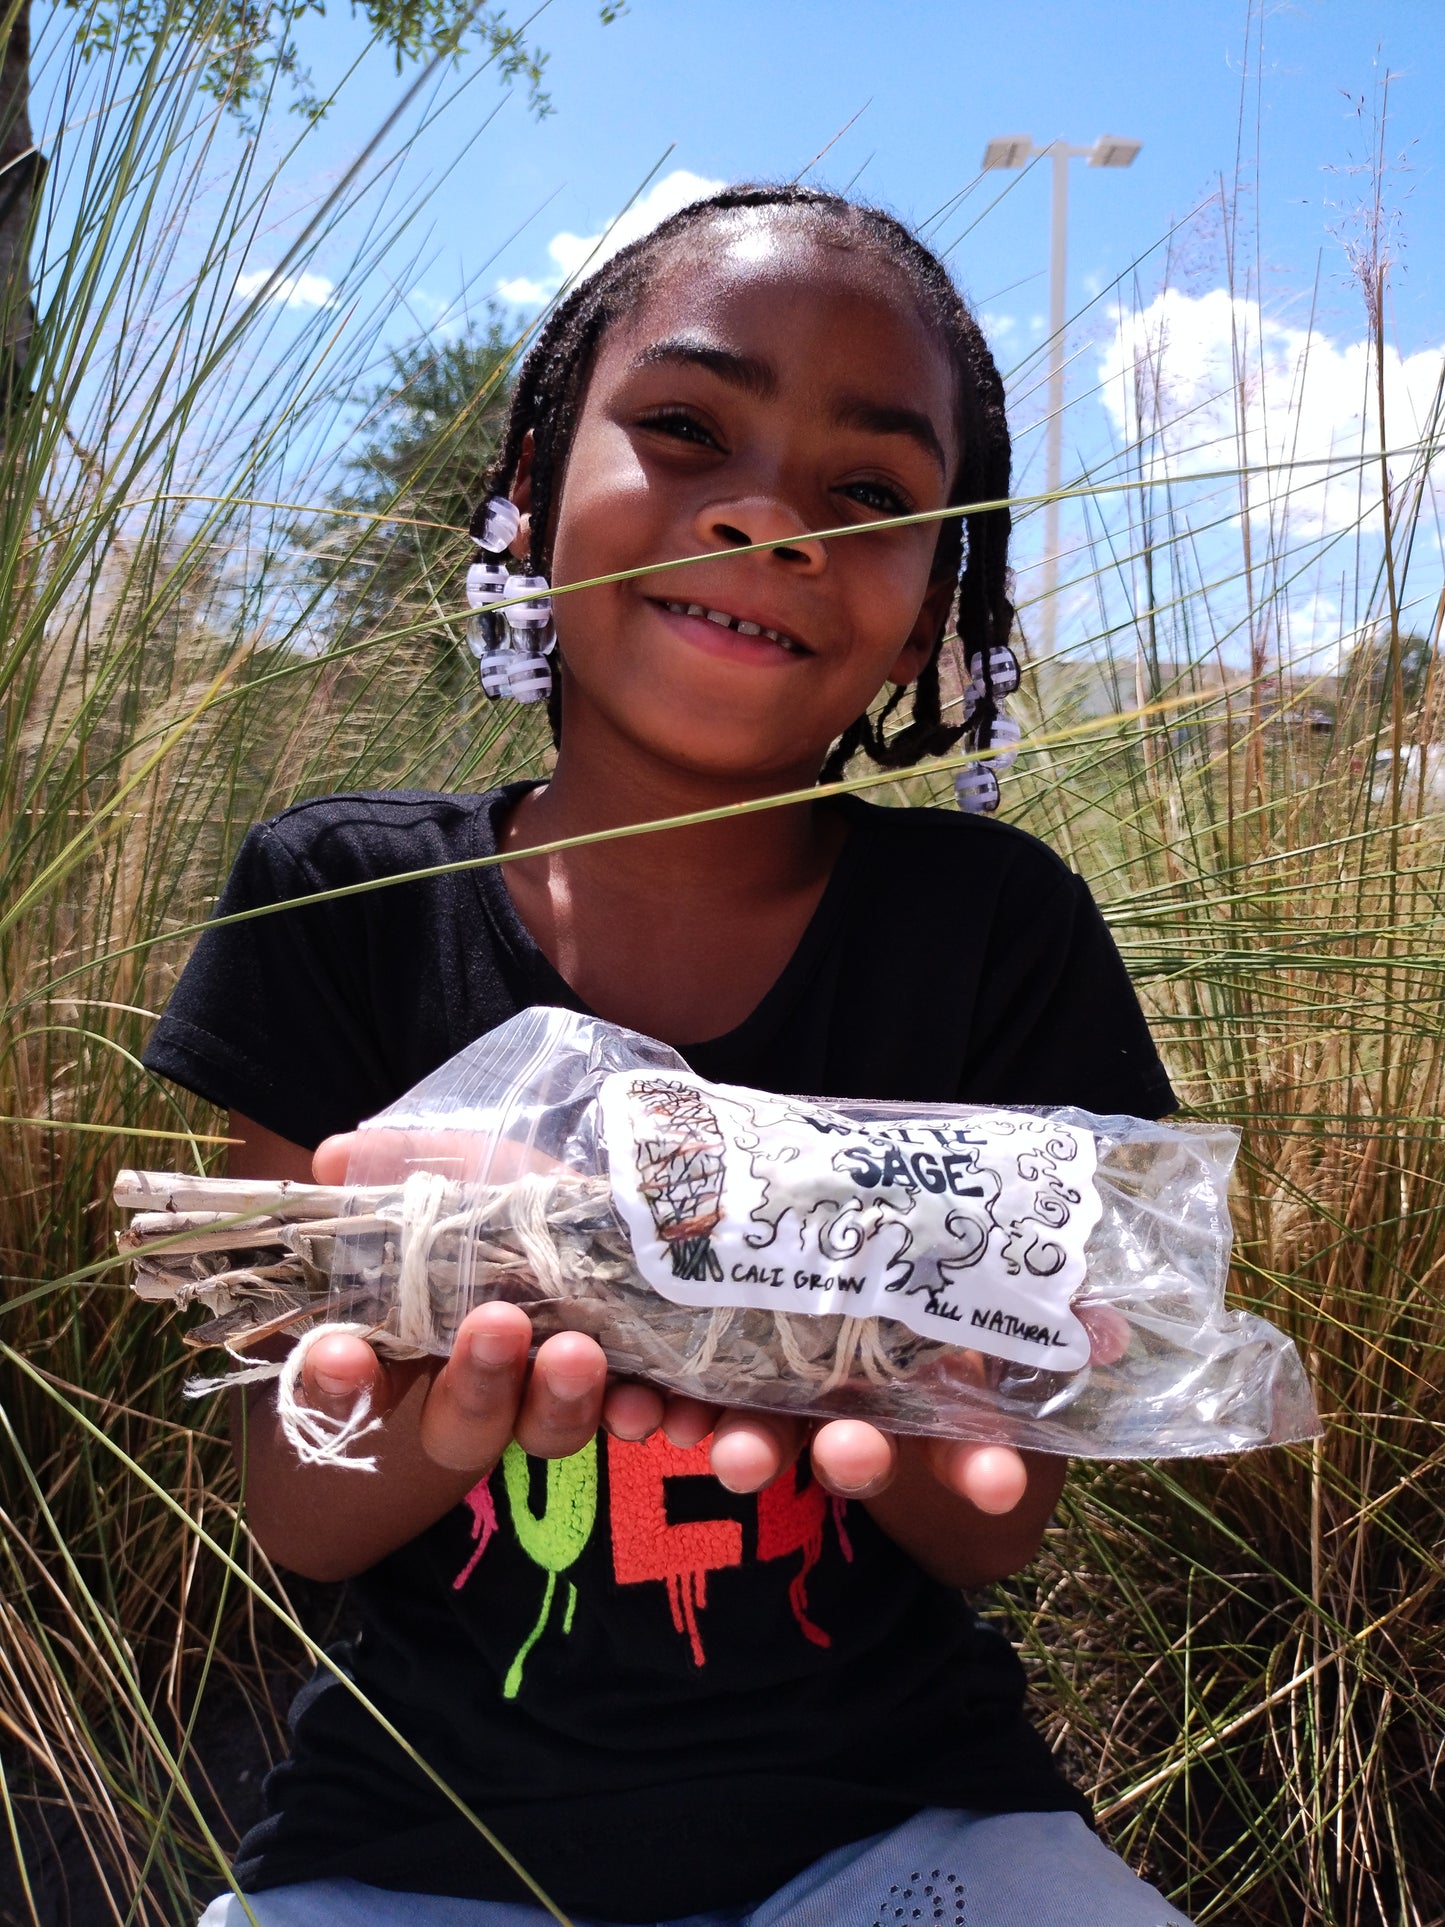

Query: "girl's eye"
(841, 479), (911, 517)
(638, 408), (721, 450)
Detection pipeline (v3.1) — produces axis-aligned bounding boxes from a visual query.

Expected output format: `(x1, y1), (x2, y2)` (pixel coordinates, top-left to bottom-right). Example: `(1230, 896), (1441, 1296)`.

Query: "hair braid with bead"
(474, 184), (1015, 771)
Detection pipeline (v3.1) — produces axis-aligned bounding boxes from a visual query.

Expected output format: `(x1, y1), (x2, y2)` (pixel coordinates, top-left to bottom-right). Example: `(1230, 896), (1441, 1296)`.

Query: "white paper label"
(599, 1072), (1102, 1370)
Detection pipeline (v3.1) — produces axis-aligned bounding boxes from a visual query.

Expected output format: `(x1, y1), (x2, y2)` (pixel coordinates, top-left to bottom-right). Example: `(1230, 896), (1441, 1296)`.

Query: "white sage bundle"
(117, 1007), (1319, 1462)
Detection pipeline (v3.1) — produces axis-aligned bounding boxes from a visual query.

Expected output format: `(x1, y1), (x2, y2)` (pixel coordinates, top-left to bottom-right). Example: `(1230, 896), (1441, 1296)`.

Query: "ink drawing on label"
(599, 1072), (1103, 1370)
(629, 1079), (728, 1282)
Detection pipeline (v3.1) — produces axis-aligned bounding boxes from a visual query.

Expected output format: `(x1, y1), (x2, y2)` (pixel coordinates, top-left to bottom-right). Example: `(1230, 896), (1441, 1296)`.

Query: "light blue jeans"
(198, 1807), (1196, 1927)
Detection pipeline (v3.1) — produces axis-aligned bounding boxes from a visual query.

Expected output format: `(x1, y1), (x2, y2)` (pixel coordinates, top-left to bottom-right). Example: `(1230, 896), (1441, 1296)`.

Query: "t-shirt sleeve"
(961, 866), (1177, 1119)
(142, 819), (399, 1149)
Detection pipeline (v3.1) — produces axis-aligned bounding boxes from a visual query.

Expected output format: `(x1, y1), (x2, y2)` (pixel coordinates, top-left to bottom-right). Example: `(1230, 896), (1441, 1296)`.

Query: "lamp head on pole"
(1089, 135), (1142, 168)
(982, 135), (1035, 170)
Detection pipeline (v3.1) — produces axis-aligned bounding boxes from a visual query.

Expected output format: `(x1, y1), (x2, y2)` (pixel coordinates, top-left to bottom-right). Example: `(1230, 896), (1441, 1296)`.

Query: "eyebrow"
(631, 337), (777, 399)
(630, 336), (949, 474)
(832, 396), (948, 474)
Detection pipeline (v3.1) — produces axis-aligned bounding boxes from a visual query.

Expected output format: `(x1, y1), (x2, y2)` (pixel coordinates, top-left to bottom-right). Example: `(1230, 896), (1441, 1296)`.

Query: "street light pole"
(982, 134), (1141, 658)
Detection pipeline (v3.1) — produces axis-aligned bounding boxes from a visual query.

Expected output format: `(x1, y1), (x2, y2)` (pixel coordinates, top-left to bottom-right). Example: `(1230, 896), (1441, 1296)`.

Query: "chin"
(564, 676), (833, 786)
(638, 720), (824, 787)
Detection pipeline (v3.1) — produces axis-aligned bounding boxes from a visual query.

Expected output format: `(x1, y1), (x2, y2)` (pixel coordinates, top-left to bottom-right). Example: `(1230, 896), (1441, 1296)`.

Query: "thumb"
(301, 1329), (420, 1422)
(312, 1134), (355, 1185)
(311, 1128), (547, 1187)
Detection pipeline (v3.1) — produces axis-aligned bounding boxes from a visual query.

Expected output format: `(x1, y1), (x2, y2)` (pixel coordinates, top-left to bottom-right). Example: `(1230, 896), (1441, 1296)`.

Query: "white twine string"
(683, 1306), (735, 1376)
(773, 1311), (818, 1380)
(274, 1320), (386, 1471)
(394, 1170), (451, 1351)
(505, 1172), (567, 1296)
(819, 1313), (897, 1393)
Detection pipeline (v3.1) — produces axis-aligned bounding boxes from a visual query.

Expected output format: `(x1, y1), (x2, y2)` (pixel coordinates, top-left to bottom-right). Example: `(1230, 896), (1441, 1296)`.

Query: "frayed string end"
(184, 1357), (283, 1398)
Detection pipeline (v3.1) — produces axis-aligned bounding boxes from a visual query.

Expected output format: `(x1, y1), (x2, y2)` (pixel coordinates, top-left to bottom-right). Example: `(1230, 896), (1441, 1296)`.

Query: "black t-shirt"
(145, 783), (1175, 1923)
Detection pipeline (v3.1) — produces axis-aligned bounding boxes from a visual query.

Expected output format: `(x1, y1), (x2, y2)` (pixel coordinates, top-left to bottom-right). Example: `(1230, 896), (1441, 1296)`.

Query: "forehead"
(597, 213), (959, 458)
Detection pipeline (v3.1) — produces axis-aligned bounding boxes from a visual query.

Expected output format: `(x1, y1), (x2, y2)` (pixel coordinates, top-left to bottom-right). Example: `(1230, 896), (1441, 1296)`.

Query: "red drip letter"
(607, 1434), (742, 1667)
(757, 1461), (832, 1647)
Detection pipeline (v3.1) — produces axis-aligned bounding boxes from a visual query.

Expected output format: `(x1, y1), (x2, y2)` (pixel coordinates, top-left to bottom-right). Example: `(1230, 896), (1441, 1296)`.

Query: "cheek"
(845, 538), (941, 648)
(548, 426), (655, 582)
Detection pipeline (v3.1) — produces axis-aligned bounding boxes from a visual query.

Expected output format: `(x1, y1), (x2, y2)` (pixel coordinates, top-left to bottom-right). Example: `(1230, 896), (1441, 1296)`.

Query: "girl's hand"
(300, 1307), (612, 1475)
(309, 1130), (641, 1472)
(666, 1401), (1029, 1514)
(666, 1400), (1053, 1591)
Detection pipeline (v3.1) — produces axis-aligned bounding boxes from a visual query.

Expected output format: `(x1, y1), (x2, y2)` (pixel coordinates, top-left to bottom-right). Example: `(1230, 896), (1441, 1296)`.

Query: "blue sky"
(272, 0), (1442, 665)
(277, 0), (1443, 353)
(30, 0), (1445, 665)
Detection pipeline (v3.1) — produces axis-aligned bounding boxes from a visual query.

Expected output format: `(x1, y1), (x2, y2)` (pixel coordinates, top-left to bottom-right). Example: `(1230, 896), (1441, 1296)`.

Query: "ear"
(886, 568), (955, 686)
(509, 431), (536, 559)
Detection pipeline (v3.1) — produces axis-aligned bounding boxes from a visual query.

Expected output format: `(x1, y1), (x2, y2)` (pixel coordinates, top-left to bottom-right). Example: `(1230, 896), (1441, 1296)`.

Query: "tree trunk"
(0, 0), (38, 394)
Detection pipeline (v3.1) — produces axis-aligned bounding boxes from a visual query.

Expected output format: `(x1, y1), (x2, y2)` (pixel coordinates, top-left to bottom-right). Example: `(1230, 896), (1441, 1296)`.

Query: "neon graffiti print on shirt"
(454, 1434), (853, 1693)
(600, 1072), (1103, 1370)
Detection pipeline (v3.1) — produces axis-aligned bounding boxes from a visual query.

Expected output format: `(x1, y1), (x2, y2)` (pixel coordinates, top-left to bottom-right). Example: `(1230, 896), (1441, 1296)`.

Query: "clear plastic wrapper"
(329, 1006), (1319, 1458)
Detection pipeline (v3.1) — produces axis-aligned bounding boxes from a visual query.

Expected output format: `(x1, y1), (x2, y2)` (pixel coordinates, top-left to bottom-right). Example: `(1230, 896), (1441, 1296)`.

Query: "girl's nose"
(700, 497), (827, 572)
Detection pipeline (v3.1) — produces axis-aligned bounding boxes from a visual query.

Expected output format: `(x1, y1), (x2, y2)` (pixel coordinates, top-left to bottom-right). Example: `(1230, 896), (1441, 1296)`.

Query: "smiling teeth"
(663, 600), (803, 652)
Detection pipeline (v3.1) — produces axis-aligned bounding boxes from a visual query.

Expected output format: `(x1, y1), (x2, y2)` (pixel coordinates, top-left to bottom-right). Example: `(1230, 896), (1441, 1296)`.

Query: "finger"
(809, 1419), (898, 1498)
(708, 1412), (806, 1494)
(660, 1395), (719, 1450)
(302, 1331), (406, 1420)
(512, 1330), (609, 1461)
(928, 1439), (1030, 1515)
(313, 1128), (563, 1187)
(603, 1380), (665, 1442)
(418, 1302), (532, 1472)
(312, 1134), (357, 1186)
(317, 1126), (487, 1185)
(1074, 1299), (1132, 1365)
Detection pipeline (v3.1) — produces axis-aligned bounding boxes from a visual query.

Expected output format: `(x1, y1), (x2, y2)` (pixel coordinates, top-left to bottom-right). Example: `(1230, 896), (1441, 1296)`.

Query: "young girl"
(151, 185), (1193, 1927)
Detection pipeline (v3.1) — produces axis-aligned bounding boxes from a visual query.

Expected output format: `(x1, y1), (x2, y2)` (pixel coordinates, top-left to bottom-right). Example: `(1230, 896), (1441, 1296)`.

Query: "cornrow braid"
(474, 183), (1016, 771)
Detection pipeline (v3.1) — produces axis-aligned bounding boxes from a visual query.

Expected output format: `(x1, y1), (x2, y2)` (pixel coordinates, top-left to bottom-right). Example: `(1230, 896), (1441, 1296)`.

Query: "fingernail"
(469, 1329), (518, 1369)
(709, 1440), (770, 1494)
(547, 1370), (598, 1403)
(825, 1473), (880, 1497)
(311, 1368), (351, 1399)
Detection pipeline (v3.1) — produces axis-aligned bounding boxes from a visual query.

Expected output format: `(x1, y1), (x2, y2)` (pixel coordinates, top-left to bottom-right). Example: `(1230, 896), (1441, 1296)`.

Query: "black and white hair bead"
(474, 494), (521, 558)
(465, 497), (555, 705)
(953, 643), (1022, 815)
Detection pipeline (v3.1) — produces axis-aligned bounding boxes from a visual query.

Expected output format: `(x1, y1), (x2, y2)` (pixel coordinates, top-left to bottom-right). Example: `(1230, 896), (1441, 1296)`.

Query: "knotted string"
(274, 1320), (386, 1470)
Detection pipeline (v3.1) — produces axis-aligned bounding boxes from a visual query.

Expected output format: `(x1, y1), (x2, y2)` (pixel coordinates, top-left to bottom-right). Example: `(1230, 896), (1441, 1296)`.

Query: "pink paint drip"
(831, 1495), (854, 1562)
(452, 1475), (498, 1591)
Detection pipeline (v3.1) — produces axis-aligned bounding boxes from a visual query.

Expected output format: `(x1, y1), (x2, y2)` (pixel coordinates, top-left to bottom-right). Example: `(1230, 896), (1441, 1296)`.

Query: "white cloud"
(1099, 287), (1445, 541)
(495, 275), (551, 307)
(1092, 288), (1444, 666)
(234, 267), (335, 310)
(495, 167), (727, 309)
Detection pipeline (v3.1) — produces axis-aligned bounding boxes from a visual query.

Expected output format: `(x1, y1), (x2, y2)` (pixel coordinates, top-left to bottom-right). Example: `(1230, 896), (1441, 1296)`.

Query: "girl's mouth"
(652, 598), (810, 660)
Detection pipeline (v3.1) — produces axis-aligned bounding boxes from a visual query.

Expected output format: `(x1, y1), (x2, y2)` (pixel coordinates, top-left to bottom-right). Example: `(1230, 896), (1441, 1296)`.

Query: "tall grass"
(0, 14), (549, 1920)
(0, 17), (1442, 1925)
(962, 171), (1445, 1924)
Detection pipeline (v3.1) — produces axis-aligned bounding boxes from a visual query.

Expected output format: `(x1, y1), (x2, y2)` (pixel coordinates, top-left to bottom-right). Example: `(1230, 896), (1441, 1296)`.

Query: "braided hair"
(473, 183), (1015, 777)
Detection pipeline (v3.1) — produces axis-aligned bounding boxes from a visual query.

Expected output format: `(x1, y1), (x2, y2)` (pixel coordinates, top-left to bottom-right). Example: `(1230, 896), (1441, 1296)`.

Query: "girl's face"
(539, 214), (960, 787)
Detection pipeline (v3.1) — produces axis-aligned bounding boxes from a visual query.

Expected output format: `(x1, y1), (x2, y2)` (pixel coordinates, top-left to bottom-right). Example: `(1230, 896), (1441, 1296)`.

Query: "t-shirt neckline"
(472, 780), (868, 1063)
